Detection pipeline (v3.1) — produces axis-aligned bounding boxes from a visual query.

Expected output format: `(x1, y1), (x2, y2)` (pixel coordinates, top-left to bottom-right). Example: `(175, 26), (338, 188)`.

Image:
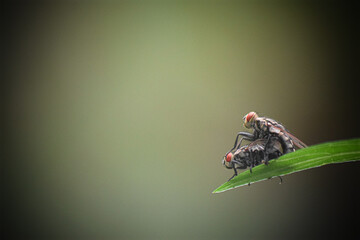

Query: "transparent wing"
(247, 139), (266, 148)
(284, 131), (308, 148)
(270, 125), (308, 149)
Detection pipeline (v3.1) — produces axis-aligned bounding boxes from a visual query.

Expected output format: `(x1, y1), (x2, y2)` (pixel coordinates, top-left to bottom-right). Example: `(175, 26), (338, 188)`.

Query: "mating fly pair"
(222, 112), (307, 181)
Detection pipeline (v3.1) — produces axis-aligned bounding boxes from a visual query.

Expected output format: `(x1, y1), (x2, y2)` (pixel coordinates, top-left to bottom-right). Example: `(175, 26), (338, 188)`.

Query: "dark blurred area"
(1, 1), (359, 239)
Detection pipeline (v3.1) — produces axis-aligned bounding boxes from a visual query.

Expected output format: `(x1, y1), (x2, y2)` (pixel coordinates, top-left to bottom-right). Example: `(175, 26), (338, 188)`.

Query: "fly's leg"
(228, 174), (236, 181)
(228, 167), (238, 181)
(232, 160), (247, 170)
(263, 152), (269, 165)
(263, 134), (272, 152)
(267, 176), (283, 184)
(235, 133), (257, 150)
(263, 136), (277, 165)
(256, 151), (263, 166)
(226, 132), (256, 156)
(249, 151), (254, 173)
(234, 132), (256, 150)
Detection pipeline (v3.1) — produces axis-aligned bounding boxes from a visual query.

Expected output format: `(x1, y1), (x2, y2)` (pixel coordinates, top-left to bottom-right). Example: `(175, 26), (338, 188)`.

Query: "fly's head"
(243, 111), (258, 128)
(222, 152), (234, 168)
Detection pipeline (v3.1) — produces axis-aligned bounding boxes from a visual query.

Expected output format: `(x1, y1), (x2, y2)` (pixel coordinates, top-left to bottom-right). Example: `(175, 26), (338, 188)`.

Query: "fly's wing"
(266, 118), (286, 131)
(266, 139), (283, 160)
(247, 139), (266, 147)
(247, 139), (266, 151)
(265, 117), (307, 149)
(284, 131), (308, 148)
(276, 123), (307, 148)
(268, 138), (283, 153)
(270, 125), (308, 149)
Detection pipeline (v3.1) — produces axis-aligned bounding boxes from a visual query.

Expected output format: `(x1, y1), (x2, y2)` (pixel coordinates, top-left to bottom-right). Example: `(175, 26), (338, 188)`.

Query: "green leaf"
(213, 138), (360, 193)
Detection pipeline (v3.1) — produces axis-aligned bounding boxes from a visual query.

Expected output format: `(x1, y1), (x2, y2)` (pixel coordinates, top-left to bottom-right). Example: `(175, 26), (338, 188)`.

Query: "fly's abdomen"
(278, 132), (295, 153)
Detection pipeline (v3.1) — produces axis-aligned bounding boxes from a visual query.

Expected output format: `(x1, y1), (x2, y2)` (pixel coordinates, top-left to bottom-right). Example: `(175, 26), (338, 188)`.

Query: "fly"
(226, 111), (307, 157)
(223, 138), (283, 182)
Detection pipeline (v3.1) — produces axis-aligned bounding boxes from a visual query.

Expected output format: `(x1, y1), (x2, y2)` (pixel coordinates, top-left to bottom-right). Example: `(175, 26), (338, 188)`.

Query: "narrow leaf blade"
(213, 138), (360, 193)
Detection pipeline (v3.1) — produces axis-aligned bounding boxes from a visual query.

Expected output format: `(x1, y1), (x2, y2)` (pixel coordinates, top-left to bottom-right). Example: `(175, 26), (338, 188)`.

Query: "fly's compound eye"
(243, 111), (257, 128)
(246, 112), (256, 122)
(226, 152), (233, 162)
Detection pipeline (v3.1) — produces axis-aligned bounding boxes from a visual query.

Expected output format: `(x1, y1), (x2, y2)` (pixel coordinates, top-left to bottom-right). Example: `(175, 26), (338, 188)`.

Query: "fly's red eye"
(246, 112), (255, 122)
(226, 153), (233, 162)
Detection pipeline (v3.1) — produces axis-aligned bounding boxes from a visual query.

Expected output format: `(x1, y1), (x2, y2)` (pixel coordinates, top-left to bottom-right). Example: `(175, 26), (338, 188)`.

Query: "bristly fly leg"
(249, 151), (253, 173)
(226, 132), (256, 157)
(263, 134), (272, 152)
(227, 167), (238, 181)
(269, 176), (283, 184)
(235, 132), (257, 150)
(262, 150), (269, 165)
(226, 159), (246, 182)
(263, 135), (277, 165)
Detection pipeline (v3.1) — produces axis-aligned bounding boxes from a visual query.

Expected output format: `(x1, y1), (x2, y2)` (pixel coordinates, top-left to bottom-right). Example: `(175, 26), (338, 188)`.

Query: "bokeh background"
(2, 1), (359, 239)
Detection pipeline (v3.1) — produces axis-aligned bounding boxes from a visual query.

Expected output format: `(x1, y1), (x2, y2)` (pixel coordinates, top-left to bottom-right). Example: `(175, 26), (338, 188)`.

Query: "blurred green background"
(2, 1), (359, 239)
